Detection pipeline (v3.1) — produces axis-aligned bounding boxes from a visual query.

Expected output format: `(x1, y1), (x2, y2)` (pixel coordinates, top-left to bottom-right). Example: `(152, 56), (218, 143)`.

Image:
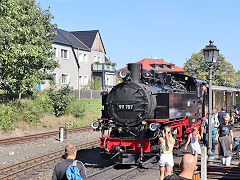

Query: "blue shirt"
(203, 115), (219, 134)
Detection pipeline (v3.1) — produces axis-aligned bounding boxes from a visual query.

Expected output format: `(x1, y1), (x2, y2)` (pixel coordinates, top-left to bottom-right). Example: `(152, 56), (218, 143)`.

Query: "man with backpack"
(52, 144), (87, 180)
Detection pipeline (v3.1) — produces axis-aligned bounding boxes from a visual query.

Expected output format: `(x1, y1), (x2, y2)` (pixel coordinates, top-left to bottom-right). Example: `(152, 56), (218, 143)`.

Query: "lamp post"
(203, 40), (219, 165)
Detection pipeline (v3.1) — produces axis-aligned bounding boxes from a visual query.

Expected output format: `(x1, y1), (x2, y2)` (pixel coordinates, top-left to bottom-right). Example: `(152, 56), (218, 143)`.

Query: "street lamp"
(203, 40), (219, 165)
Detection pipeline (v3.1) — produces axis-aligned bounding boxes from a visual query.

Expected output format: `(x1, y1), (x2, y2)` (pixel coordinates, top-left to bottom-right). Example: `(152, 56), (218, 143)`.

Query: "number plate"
(117, 104), (134, 111)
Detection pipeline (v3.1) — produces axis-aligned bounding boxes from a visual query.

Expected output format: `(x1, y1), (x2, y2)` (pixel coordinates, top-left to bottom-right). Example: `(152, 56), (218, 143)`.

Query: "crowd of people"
(159, 106), (238, 180)
(50, 106), (239, 180)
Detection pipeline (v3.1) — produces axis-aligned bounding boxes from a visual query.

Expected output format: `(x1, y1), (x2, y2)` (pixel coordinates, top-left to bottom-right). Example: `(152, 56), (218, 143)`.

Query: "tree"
(0, 0), (58, 99)
(184, 51), (236, 87)
(235, 70), (240, 88)
(87, 77), (102, 90)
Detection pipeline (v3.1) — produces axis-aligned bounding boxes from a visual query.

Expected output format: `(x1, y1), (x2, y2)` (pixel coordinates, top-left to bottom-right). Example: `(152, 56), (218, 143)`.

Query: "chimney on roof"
(161, 59), (164, 61)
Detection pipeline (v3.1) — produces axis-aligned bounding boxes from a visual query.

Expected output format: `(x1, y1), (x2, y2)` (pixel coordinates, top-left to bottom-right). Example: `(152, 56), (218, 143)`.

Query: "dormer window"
(155, 64), (159, 69)
(162, 64), (167, 69)
(171, 65), (175, 70)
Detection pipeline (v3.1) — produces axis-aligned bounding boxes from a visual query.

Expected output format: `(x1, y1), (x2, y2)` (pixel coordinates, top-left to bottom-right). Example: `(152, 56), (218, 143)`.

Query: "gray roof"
(51, 29), (90, 51)
(70, 30), (99, 49)
(212, 85), (240, 92)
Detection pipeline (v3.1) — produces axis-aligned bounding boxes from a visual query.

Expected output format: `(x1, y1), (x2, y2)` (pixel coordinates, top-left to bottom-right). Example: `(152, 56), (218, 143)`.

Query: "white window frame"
(61, 49), (69, 59)
(79, 75), (88, 86)
(79, 53), (83, 62)
(61, 73), (69, 85)
(83, 75), (88, 85)
(52, 73), (57, 81)
(94, 55), (97, 62)
(84, 54), (87, 62)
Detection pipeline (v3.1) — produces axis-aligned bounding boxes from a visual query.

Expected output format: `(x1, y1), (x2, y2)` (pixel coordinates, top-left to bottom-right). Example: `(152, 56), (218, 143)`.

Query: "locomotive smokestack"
(127, 63), (141, 82)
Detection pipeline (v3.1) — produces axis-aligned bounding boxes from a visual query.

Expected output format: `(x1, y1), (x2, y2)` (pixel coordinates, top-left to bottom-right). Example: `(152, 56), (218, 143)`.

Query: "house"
(41, 28), (116, 91)
(118, 58), (184, 72)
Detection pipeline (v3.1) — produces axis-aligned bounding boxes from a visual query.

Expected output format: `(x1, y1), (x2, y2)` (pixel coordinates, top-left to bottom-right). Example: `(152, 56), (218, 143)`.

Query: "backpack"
(233, 137), (240, 150)
(164, 174), (182, 180)
(66, 160), (82, 180)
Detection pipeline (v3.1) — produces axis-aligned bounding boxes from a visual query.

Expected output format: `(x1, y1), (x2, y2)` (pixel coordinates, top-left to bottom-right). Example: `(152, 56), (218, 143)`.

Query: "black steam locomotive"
(92, 63), (205, 164)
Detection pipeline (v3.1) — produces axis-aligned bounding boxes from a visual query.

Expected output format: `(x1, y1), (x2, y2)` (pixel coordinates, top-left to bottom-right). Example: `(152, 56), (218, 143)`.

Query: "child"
(219, 127), (233, 166)
(185, 126), (201, 161)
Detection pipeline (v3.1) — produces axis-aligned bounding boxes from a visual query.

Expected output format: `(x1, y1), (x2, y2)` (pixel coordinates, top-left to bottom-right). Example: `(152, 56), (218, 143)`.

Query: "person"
(184, 126), (201, 161)
(216, 116), (233, 141)
(218, 127), (233, 166)
(217, 106), (230, 125)
(158, 126), (175, 180)
(201, 110), (219, 159)
(233, 106), (239, 123)
(164, 154), (198, 180)
(52, 144), (87, 180)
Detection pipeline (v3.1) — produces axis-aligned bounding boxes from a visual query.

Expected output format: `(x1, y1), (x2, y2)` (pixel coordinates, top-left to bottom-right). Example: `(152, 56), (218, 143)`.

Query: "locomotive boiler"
(92, 63), (205, 164)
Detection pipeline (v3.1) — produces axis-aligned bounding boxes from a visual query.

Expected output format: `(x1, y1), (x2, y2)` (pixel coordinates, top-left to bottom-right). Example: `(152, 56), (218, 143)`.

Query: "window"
(83, 75), (88, 85)
(79, 53), (84, 62)
(171, 65), (175, 70)
(79, 76), (83, 86)
(53, 47), (57, 58)
(61, 74), (69, 84)
(162, 65), (167, 69)
(94, 56), (97, 62)
(84, 54), (87, 62)
(61, 49), (68, 59)
(98, 56), (101, 62)
(52, 73), (57, 81)
(79, 75), (88, 86)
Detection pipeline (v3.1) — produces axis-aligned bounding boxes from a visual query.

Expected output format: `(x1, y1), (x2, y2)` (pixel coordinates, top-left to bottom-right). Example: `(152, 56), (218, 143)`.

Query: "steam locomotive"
(91, 63), (206, 164)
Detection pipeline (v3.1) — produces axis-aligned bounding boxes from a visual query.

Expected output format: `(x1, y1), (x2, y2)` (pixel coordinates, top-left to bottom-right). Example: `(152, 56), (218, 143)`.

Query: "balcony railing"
(92, 63), (116, 72)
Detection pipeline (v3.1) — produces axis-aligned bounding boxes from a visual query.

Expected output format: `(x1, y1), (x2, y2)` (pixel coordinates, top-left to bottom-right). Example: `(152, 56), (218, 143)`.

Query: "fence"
(71, 89), (102, 99)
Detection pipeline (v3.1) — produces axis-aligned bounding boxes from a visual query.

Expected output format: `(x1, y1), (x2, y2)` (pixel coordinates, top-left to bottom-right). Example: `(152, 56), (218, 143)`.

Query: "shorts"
(221, 156), (232, 166)
(158, 153), (174, 167)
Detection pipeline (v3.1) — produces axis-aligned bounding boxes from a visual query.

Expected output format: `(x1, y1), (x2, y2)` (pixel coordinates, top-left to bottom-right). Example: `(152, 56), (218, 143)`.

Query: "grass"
(39, 99), (102, 129)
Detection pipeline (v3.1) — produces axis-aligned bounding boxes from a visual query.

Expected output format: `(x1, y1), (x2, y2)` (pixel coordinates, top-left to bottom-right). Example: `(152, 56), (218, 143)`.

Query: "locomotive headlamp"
(149, 123), (160, 131)
(91, 120), (100, 129)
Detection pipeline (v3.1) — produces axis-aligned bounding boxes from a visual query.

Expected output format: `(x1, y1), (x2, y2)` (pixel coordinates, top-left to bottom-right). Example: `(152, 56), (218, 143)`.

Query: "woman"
(201, 109), (220, 159)
(184, 126), (201, 161)
(158, 126), (175, 180)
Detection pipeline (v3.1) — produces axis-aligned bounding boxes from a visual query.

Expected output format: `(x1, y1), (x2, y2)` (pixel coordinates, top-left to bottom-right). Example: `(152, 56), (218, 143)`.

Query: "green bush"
(65, 98), (88, 118)
(32, 91), (54, 115)
(48, 86), (71, 116)
(0, 103), (19, 130)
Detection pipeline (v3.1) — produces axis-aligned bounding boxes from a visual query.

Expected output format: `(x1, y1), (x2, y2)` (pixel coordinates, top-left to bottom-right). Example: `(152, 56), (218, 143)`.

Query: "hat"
(222, 126), (229, 135)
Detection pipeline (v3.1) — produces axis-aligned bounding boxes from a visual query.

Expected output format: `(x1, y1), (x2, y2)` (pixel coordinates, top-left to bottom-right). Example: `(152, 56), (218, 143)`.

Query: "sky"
(37, 0), (240, 70)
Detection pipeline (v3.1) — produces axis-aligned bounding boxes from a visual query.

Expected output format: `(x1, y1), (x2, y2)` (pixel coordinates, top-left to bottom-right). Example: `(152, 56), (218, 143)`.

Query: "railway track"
(0, 140), (99, 180)
(87, 157), (156, 180)
(0, 126), (92, 145)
